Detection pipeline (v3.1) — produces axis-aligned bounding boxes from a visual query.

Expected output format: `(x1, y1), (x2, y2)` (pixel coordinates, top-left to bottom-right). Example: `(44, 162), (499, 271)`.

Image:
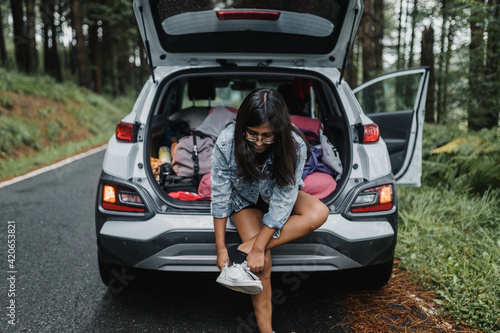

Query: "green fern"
(422, 125), (500, 194)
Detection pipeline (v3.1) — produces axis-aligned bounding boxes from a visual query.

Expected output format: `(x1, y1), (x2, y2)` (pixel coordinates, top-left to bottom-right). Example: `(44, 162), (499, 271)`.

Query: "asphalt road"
(0, 151), (348, 332)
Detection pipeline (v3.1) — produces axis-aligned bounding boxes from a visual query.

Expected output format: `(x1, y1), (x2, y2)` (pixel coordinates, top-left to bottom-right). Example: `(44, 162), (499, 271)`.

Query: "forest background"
(1, 0), (499, 129)
(0, 0), (499, 331)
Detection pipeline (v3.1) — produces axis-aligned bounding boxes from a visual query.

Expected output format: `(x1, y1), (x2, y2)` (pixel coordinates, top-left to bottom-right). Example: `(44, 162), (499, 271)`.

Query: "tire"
(342, 259), (394, 290)
(98, 252), (138, 292)
(356, 259), (394, 290)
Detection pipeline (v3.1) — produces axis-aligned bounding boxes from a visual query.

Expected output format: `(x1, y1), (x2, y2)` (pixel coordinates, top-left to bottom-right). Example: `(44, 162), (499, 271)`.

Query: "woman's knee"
(316, 201), (330, 222)
(307, 201), (329, 230)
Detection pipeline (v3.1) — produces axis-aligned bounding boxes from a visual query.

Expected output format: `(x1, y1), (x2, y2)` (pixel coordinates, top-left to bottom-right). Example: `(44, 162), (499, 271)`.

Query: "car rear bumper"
(97, 213), (397, 272)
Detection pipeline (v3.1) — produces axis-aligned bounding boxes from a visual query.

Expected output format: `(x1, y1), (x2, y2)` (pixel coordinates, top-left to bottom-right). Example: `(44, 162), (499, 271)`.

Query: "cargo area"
(145, 72), (350, 207)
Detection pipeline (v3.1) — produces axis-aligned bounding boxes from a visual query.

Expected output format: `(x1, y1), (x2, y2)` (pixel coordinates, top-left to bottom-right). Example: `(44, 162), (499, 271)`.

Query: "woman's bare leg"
(232, 208), (273, 333)
(238, 191), (329, 254)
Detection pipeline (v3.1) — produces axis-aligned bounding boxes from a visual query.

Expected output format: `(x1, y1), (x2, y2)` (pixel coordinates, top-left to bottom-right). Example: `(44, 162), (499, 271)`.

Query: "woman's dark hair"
(234, 88), (309, 187)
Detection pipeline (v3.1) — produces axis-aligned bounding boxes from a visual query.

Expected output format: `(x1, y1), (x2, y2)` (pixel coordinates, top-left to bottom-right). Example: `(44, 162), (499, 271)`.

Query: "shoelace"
(234, 262), (260, 281)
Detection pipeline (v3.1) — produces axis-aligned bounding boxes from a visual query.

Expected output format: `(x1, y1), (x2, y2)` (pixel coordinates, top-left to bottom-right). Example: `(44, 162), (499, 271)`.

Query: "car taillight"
(101, 184), (146, 213)
(216, 10), (281, 21)
(363, 123), (380, 143)
(116, 121), (135, 142)
(351, 184), (394, 213)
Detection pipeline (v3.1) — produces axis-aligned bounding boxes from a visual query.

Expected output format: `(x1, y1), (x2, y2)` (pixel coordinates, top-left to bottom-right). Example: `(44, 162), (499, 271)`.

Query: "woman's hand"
(246, 248), (265, 273)
(216, 247), (230, 271)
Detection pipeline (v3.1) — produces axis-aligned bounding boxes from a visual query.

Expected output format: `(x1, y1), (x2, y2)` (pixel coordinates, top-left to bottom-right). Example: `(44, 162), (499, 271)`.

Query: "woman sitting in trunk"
(211, 88), (329, 333)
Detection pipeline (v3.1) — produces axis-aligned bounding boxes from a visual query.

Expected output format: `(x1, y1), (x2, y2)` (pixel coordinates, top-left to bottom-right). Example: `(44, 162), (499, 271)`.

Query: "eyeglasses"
(244, 130), (275, 144)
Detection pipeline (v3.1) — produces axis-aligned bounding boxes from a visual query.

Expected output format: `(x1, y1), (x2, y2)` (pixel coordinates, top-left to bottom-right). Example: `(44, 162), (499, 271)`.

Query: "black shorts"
(244, 195), (270, 213)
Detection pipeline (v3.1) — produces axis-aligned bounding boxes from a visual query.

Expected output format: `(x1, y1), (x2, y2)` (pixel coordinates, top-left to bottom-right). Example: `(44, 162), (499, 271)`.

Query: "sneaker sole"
(216, 276), (263, 295)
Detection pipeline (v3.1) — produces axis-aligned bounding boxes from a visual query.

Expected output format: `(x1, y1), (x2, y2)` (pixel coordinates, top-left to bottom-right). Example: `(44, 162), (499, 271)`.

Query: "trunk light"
(216, 10), (281, 21)
(116, 121), (134, 142)
(351, 184), (393, 213)
(363, 123), (380, 143)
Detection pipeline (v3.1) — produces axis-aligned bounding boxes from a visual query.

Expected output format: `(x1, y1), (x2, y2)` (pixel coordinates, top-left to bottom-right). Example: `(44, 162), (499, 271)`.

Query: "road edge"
(0, 144), (107, 189)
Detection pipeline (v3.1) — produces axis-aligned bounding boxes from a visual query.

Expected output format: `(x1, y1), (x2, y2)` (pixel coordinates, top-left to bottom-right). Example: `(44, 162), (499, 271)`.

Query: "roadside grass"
(396, 124), (500, 332)
(0, 68), (135, 181)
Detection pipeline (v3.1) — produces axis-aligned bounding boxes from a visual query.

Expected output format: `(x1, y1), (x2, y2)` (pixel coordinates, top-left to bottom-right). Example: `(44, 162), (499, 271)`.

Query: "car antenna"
(339, 7), (360, 85)
(139, 5), (156, 83)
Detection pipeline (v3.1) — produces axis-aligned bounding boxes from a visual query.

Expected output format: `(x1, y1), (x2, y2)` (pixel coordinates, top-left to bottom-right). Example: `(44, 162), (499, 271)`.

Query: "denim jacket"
(211, 123), (307, 238)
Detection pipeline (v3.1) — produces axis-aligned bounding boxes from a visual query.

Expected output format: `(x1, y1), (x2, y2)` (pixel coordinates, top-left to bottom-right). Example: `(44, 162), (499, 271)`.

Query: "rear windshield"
(150, 0), (348, 54)
(156, 0), (342, 36)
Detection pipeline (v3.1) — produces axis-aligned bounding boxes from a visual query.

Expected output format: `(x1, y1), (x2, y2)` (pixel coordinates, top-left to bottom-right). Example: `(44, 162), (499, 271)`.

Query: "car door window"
(353, 68), (430, 186)
(354, 74), (421, 114)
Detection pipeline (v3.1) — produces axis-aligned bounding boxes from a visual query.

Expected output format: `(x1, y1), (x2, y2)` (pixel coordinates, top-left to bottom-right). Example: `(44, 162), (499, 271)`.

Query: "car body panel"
(99, 212), (395, 272)
(99, 213), (394, 242)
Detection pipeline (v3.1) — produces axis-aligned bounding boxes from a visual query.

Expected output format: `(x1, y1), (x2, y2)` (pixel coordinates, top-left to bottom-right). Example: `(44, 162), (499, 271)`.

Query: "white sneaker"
(216, 262), (263, 295)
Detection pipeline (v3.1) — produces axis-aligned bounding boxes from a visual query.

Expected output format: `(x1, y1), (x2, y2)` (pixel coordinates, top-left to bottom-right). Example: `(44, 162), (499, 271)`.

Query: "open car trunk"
(145, 70), (350, 209)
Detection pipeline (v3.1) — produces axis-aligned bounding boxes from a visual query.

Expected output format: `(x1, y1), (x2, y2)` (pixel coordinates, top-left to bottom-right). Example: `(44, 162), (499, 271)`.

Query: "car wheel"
(356, 259), (394, 290)
(342, 258), (394, 290)
(98, 252), (138, 292)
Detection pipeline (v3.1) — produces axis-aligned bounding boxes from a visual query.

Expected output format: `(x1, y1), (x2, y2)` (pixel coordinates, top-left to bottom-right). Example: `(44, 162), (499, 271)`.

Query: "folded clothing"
(168, 191), (202, 201)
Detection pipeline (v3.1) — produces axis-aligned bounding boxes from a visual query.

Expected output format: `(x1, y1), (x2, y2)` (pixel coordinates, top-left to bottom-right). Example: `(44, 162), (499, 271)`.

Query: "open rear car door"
(353, 67), (430, 186)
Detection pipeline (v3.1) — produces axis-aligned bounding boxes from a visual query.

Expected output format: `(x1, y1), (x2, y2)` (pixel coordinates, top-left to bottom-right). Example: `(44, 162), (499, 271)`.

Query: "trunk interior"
(145, 70), (350, 209)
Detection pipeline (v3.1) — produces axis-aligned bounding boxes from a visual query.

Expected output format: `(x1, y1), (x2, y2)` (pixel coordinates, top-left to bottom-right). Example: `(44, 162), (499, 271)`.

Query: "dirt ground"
(332, 259), (480, 333)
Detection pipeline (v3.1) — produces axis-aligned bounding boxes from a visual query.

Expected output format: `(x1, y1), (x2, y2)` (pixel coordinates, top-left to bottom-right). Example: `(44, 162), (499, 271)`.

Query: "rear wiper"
(216, 59), (238, 67)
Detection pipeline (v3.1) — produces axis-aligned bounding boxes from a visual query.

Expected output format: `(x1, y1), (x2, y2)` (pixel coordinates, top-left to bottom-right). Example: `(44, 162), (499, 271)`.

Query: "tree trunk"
(483, 0), (500, 128)
(436, 0), (447, 123)
(443, 21), (455, 123)
(118, 53), (129, 95)
(40, 0), (63, 81)
(374, 0), (384, 73)
(25, 0), (37, 73)
(359, 0), (385, 112)
(100, 20), (116, 96)
(396, 0), (404, 69)
(88, 22), (102, 93)
(10, 0), (28, 72)
(71, 0), (92, 89)
(421, 26), (435, 123)
(361, 0), (378, 81)
(468, 0), (486, 131)
(408, 0), (418, 68)
(0, 5), (7, 67)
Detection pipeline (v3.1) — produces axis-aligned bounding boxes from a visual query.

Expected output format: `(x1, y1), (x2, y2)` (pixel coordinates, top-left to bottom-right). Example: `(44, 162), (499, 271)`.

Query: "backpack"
(172, 131), (216, 179)
(171, 105), (236, 179)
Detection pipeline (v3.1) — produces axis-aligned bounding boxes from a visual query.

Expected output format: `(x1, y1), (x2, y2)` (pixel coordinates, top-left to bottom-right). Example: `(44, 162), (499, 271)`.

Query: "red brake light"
(216, 10), (281, 21)
(351, 185), (394, 213)
(116, 122), (134, 142)
(101, 184), (146, 213)
(363, 123), (380, 143)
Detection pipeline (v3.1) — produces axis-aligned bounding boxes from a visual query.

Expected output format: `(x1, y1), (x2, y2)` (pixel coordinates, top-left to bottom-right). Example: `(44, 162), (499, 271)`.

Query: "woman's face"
(245, 123), (275, 154)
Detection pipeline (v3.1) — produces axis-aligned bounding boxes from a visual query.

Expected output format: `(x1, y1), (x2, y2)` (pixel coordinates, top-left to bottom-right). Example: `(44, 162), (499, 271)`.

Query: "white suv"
(95, 0), (429, 290)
